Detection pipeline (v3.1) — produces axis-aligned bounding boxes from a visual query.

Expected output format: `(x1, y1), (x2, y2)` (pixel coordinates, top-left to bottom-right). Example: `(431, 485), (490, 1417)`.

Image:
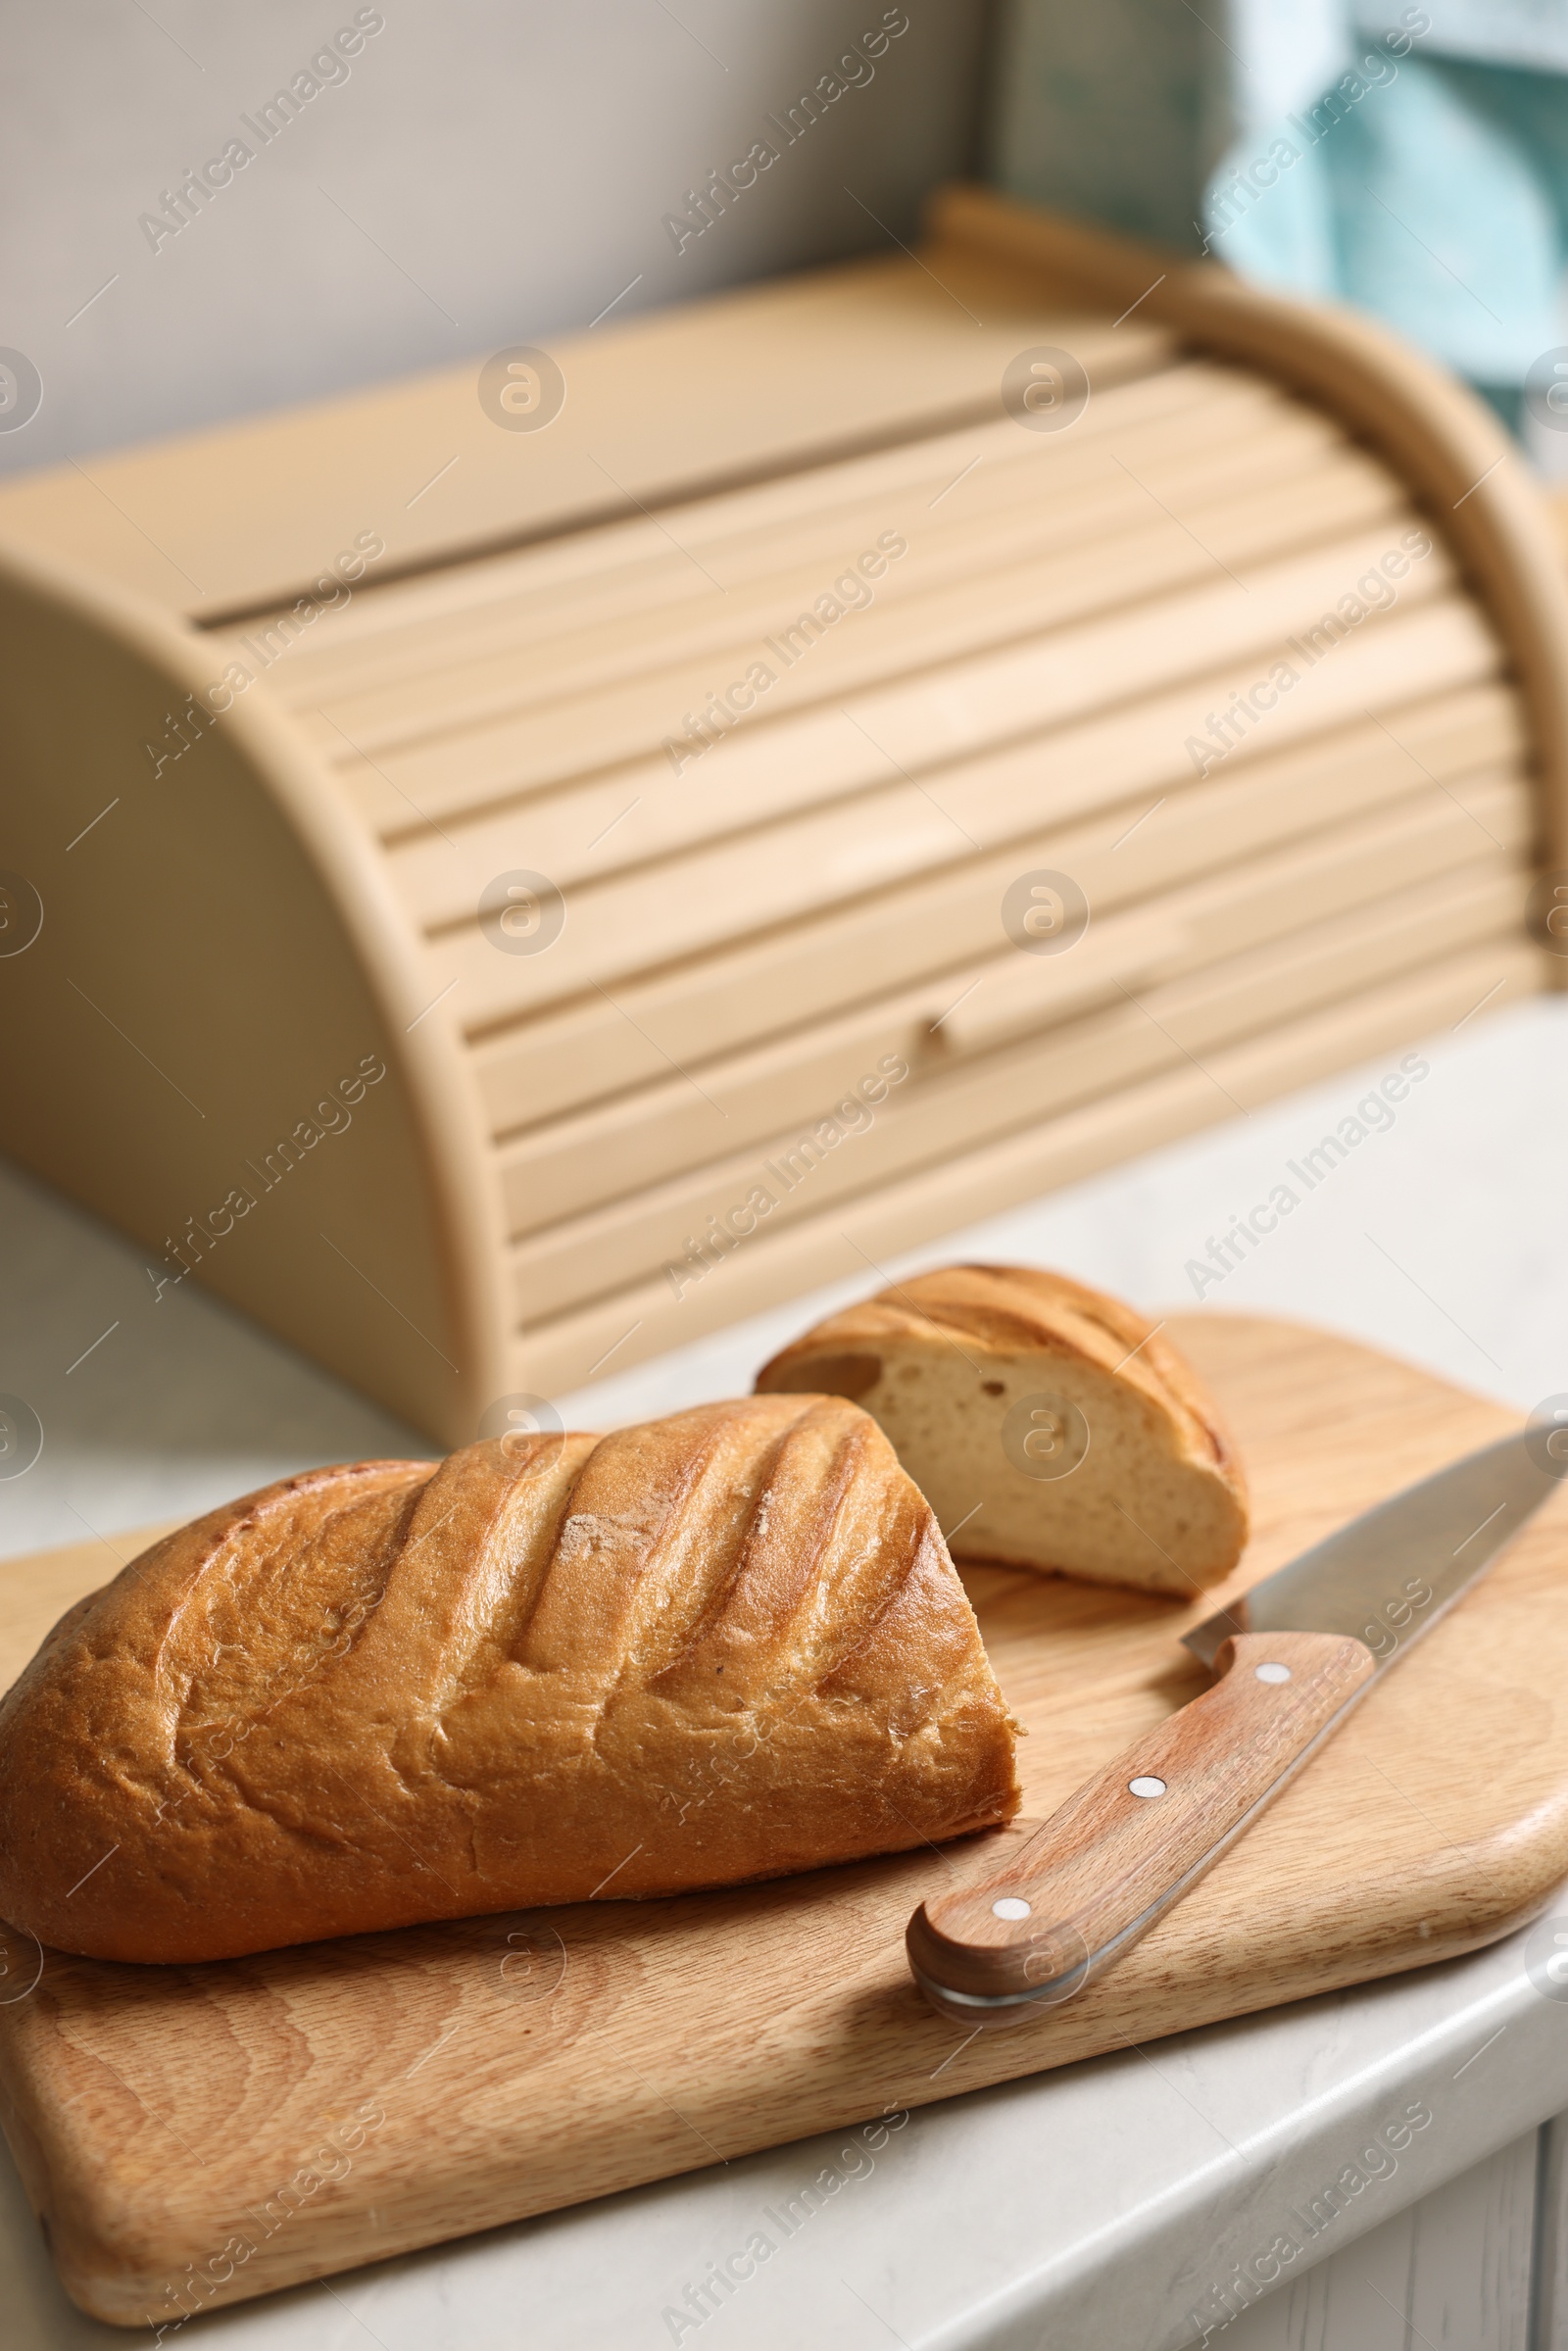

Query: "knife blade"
(906, 1431), (1556, 2027)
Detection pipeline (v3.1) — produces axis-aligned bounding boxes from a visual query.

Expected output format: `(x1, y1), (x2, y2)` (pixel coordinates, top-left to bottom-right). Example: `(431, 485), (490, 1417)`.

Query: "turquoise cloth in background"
(989, 1), (1568, 439)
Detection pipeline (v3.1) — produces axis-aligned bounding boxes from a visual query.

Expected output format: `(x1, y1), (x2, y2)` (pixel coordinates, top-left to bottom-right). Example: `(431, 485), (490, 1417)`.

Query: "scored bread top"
(0, 1395), (1019, 1963)
(757, 1261), (1240, 1479)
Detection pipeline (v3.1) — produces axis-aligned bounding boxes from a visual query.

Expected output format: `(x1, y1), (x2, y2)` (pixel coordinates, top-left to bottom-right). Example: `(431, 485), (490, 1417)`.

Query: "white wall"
(0, 0), (986, 474)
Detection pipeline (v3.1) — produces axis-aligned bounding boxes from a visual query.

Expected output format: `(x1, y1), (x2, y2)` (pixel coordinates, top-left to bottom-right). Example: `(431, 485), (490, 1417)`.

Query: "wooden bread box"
(1, 184), (1564, 1446)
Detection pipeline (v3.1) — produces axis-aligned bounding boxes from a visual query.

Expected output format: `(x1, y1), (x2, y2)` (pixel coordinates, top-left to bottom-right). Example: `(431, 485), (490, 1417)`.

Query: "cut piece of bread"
(756, 1264), (1249, 1596)
(0, 1396), (1019, 1963)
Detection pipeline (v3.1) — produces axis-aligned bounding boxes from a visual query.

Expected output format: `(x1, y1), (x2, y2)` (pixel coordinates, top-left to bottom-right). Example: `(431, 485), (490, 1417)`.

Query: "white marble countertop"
(5, 994), (1568, 2348)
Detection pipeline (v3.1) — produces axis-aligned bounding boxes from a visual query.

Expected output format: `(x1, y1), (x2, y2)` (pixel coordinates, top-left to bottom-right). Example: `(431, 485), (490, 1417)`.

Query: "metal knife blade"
(906, 1428), (1560, 2024)
(1183, 1430), (1555, 1671)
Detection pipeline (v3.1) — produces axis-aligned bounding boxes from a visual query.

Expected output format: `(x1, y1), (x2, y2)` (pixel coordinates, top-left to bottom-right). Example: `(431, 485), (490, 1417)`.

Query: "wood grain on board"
(1, 1315), (1565, 2325)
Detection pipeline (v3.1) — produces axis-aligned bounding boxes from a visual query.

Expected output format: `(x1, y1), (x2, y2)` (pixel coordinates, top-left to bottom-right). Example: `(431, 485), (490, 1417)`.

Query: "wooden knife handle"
(906, 1630), (1376, 2023)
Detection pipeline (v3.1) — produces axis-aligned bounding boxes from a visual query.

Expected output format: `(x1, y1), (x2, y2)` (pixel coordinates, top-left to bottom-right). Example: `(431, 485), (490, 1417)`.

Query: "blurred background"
(0, 3), (989, 473)
(996, 0), (1568, 460)
(7, 2), (1567, 475)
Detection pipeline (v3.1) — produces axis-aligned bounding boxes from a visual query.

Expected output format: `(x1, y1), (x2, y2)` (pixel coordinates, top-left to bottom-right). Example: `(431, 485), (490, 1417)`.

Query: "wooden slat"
(473, 680), (1520, 1134)
(497, 915), (1189, 1241)
(357, 515), (1453, 840)
(494, 770), (1529, 1237)
(469, 678), (1518, 1135)
(424, 597), (1495, 1036)
(286, 403), (1359, 757)
(505, 857), (1526, 1325)
(932, 184), (1568, 918)
(938, 770), (1530, 1058)
(376, 449), (1405, 921)
(507, 935), (1541, 1389)
(242, 360), (1295, 706)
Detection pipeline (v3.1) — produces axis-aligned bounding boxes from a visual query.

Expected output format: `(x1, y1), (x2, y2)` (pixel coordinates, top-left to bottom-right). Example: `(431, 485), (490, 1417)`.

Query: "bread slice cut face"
(757, 1264), (1248, 1596)
(0, 1396), (1019, 1963)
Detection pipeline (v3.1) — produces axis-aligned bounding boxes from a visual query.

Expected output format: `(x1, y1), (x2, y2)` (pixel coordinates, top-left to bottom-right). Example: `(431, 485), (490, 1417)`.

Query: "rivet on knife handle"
(906, 1631), (1375, 2025)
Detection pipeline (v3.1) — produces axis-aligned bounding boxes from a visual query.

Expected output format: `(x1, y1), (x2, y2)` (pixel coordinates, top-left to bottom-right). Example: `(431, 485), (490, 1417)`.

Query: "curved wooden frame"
(0, 537), (509, 1445)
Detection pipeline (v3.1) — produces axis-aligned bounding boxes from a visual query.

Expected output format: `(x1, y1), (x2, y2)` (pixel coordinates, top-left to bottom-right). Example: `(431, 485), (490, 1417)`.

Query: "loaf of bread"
(0, 1396), (1019, 1963)
(756, 1264), (1248, 1595)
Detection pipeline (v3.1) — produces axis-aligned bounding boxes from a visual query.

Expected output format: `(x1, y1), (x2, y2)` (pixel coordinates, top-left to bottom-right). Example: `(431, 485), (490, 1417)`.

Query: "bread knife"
(906, 1430), (1557, 2026)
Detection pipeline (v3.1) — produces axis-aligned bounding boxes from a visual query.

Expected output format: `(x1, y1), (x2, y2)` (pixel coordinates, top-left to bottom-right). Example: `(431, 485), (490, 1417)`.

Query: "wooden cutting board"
(3, 1312), (1567, 2329)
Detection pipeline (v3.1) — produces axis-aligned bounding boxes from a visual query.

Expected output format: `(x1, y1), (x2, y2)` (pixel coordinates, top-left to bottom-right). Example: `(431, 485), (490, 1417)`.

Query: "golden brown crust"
(757, 1264), (1249, 1593)
(760, 1263), (1239, 1471)
(0, 1402), (1018, 1963)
